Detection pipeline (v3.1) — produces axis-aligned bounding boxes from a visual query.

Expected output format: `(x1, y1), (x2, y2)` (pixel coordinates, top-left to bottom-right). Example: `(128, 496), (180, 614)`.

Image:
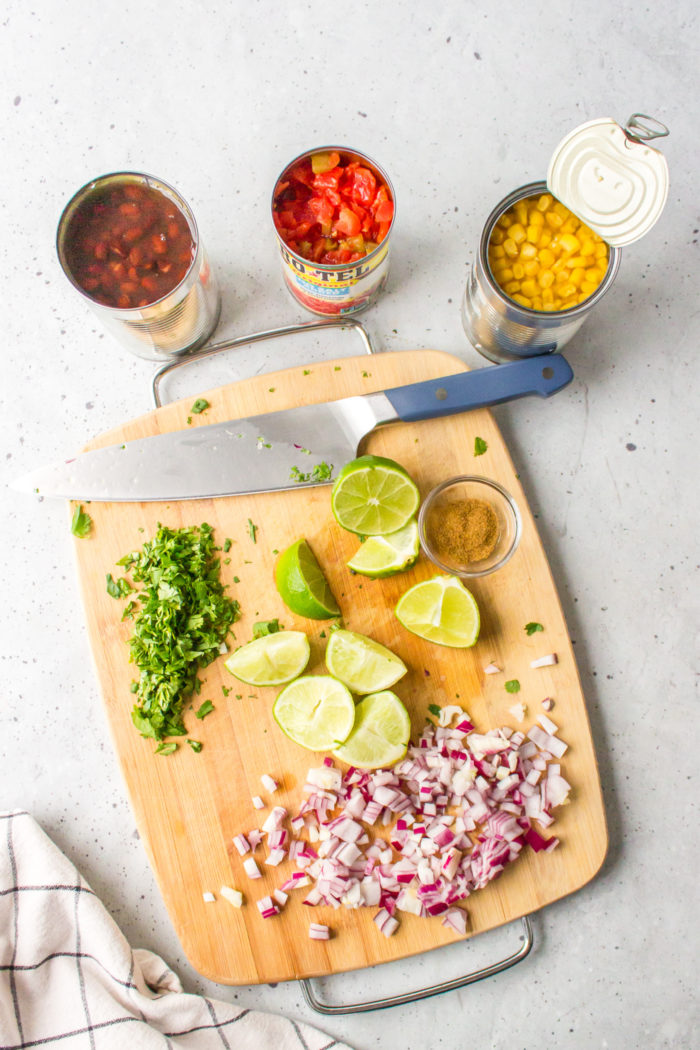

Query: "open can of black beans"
(57, 172), (221, 361)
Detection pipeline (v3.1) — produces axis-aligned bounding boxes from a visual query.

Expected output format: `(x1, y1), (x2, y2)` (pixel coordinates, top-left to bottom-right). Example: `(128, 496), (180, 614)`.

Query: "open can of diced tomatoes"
(462, 115), (670, 363)
(271, 146), (396, 316)
(57, 172), (221, 361)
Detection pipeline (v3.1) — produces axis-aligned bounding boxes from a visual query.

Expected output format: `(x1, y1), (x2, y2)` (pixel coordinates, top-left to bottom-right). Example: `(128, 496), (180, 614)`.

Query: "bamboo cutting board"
(72, 350), (606, 984)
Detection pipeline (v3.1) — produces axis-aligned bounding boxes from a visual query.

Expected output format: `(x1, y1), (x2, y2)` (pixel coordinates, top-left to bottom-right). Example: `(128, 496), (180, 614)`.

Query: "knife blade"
(12, 354), (573, 502)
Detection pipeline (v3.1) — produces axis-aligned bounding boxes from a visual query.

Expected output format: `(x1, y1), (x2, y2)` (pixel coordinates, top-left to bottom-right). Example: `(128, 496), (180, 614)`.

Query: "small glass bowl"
(418, 476), (522, 578)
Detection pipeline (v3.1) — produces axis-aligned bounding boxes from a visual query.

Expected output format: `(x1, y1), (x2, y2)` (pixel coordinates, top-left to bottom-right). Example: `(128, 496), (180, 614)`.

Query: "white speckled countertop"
(1, 2), (698, 1047)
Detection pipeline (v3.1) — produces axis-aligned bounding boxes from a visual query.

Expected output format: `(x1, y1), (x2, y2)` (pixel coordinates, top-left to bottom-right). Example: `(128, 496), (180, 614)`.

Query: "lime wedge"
(325, 629), (407, 695)
(395, 575), (480, 648)
(347, 519), (420, 578)
(275, 539), (340, 620)
(273, 675), (355, 751)
(332, 690), (411, 769)
(331, 455), (420, 536)
(225, 630), (310, 686)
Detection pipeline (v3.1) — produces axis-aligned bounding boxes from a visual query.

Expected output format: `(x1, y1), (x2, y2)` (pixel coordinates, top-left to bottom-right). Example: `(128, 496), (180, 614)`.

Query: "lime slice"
(224, 630), (310, 686)
(347, 519), (420, 578)
(395, 575), (480, 648)
(325, 629), (407, 695)
(273, 675), (355, 751)
(332, 690), (411, 769)
(331, 455), (420, 536)
(275, 539), (340, 620)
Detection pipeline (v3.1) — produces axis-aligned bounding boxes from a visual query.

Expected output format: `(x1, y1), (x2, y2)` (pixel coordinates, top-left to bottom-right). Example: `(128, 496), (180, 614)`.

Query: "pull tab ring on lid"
(624, 113), (670, 144)
(547, 116), (670, 247)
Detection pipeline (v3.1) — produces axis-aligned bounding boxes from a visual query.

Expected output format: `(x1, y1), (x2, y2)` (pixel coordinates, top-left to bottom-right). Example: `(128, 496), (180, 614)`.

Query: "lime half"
(273, 675), (355, 751)
(225, 630), (310, 686)
(331, 455), (420, 536)
(395, 575), (480, 648)
(325, 629), (407, 695)
(347, 519), (420, 578)
(332, 690), (411, 769)
(275, 539), (340, 620)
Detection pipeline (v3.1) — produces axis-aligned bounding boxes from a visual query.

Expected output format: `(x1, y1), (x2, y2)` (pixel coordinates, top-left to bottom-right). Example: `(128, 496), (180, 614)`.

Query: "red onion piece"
(309, 923), (330, 940)
(246, 829), (263, 850)
(374, 908), (399, 937)
(538, 713), (559, 735)
(530, 653), (558, 668)
(242, 857), (261, 880)
(232, 834), (250, 856)
(261, 806), (287, 833)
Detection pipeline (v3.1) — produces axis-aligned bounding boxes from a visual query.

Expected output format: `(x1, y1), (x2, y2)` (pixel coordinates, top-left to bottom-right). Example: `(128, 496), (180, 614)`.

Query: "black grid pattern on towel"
(0, 812), (345, 1050)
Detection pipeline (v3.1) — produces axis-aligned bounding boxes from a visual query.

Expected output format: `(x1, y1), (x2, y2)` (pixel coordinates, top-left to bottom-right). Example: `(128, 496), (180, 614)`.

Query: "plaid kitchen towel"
(0, 812), (351, 1050)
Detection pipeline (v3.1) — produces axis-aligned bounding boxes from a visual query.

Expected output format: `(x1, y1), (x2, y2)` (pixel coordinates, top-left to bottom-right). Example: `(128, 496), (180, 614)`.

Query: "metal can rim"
(478, 179), (621, 320)
(56, 170), (202, 313)
(270, 144), (396, 271)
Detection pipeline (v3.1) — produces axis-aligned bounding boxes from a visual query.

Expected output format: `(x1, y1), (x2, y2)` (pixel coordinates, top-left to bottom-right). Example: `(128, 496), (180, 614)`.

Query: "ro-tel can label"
(272, 146), (395, 316)
(278, 239), (390, 316)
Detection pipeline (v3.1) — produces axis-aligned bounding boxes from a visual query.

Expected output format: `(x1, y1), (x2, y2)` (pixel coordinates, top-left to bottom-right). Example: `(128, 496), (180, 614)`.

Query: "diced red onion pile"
(235, 711), (570, 940)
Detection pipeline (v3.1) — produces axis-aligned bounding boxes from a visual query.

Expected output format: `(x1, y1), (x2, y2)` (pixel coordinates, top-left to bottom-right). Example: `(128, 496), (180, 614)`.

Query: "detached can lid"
(547, 114), (670, 247)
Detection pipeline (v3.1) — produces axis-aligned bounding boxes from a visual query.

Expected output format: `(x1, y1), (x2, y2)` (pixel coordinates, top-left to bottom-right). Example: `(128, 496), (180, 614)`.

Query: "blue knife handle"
(384, 354), (574, 423)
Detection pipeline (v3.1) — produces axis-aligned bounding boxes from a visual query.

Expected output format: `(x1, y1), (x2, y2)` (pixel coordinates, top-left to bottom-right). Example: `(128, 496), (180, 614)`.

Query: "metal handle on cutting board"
(300, 916), (534, 1014)
(150, 316), (374, 407)
(150, 325), (538, 1010)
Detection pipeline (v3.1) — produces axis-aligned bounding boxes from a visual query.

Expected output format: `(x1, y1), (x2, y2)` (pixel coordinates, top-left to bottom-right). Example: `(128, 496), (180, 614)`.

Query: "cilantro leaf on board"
(71, 505), (93, 538)
(474, 436), (488, 457)
(525, 622), (544, 636)
(252, 619), (282, 639)
(106, 574), (133, 599)
(505, 679), (521, 694)
(155, 741), (178, 756)
(195, 700), (215, 720)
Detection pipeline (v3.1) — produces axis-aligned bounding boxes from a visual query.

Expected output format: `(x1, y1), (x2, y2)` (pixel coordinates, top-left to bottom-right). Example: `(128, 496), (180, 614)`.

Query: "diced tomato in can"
(271, 146), (395, 316)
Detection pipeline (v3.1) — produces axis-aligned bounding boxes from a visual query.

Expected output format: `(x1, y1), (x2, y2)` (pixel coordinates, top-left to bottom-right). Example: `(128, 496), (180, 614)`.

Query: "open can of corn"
(462, 114), (670, 363)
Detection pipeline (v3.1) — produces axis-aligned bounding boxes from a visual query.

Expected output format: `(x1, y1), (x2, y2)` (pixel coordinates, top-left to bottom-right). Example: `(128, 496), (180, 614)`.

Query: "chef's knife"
(13, 354), (573, 502)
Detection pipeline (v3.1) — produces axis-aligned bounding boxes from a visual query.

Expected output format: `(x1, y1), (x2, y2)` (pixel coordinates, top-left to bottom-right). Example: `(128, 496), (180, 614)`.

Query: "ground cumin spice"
(432, 497), (499, 563)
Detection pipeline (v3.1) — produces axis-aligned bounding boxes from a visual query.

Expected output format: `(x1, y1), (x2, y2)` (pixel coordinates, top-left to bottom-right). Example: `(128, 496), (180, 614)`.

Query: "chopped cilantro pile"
(116, 523), (240, 741)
